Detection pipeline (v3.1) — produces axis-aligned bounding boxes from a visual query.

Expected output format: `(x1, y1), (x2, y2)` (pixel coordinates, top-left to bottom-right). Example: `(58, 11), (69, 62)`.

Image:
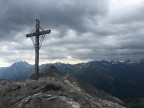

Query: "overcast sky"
(0, 0), (144, 67)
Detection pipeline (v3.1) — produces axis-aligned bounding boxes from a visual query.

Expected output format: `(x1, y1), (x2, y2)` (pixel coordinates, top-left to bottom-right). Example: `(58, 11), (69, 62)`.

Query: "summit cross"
(26, 19), (51, 80)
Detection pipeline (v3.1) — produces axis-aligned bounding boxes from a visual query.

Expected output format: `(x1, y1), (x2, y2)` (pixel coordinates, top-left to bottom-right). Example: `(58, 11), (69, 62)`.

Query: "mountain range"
(0, 60), (144, 100)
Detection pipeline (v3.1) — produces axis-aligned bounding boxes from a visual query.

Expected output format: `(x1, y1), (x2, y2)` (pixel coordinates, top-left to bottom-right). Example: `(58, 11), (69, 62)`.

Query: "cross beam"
(26, 19), (51, 80)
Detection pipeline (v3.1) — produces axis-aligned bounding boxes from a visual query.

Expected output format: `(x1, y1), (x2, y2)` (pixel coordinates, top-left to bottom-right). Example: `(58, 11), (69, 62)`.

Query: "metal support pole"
(35, 19), (40, 80)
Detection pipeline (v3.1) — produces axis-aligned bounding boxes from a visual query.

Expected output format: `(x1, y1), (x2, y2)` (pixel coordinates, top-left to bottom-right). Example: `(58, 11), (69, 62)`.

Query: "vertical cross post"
(26, 19), (51, 80)
(35, 19), (40, 80)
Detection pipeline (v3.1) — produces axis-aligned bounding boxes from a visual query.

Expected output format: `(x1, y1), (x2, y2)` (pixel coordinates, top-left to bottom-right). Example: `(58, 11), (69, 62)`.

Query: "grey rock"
(0, 66), (126, 108)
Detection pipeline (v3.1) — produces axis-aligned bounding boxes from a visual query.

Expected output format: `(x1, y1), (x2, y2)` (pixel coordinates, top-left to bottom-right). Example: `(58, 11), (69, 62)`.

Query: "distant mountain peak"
(11, 61), (30, 67)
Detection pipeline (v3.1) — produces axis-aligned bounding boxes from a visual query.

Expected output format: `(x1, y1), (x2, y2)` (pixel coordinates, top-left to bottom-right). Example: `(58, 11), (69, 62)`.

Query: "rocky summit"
(0, 66), (126, 108)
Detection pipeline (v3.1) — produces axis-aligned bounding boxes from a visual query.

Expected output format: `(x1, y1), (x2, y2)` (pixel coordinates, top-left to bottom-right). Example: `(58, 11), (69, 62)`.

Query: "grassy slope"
(124, 98), (144, 108)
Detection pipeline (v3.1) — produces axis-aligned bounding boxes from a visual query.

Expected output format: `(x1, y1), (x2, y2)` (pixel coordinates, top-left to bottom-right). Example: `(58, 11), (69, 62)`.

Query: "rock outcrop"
(0, 66), (126, 108)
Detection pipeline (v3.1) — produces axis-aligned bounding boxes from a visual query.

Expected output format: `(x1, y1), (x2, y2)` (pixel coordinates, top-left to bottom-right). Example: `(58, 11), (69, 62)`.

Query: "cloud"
(0, 0), (144, 66)
(0, 0), (109, 40)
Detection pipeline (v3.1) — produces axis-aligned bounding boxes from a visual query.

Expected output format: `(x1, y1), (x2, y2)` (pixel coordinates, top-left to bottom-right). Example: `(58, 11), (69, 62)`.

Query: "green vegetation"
(124, 98), (144, 108)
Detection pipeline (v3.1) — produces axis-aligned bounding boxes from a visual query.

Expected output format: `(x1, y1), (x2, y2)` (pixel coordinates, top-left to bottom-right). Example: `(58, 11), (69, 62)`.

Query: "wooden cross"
(26, 19), (51, 80)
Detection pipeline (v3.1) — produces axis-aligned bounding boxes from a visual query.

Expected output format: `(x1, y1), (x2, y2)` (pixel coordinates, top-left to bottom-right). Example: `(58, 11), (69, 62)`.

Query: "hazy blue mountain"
(0, 60), (144, 99)
(72, 60), (144, 99)
(0, 61), (34, 80)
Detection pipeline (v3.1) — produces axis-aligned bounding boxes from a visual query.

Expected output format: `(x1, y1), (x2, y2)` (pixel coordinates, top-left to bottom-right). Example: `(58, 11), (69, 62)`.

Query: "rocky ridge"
(0, 66), (126, 108)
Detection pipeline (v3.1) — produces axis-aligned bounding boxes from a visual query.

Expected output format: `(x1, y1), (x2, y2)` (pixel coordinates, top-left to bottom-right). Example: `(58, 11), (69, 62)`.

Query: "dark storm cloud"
(0, 0), (109, 40)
